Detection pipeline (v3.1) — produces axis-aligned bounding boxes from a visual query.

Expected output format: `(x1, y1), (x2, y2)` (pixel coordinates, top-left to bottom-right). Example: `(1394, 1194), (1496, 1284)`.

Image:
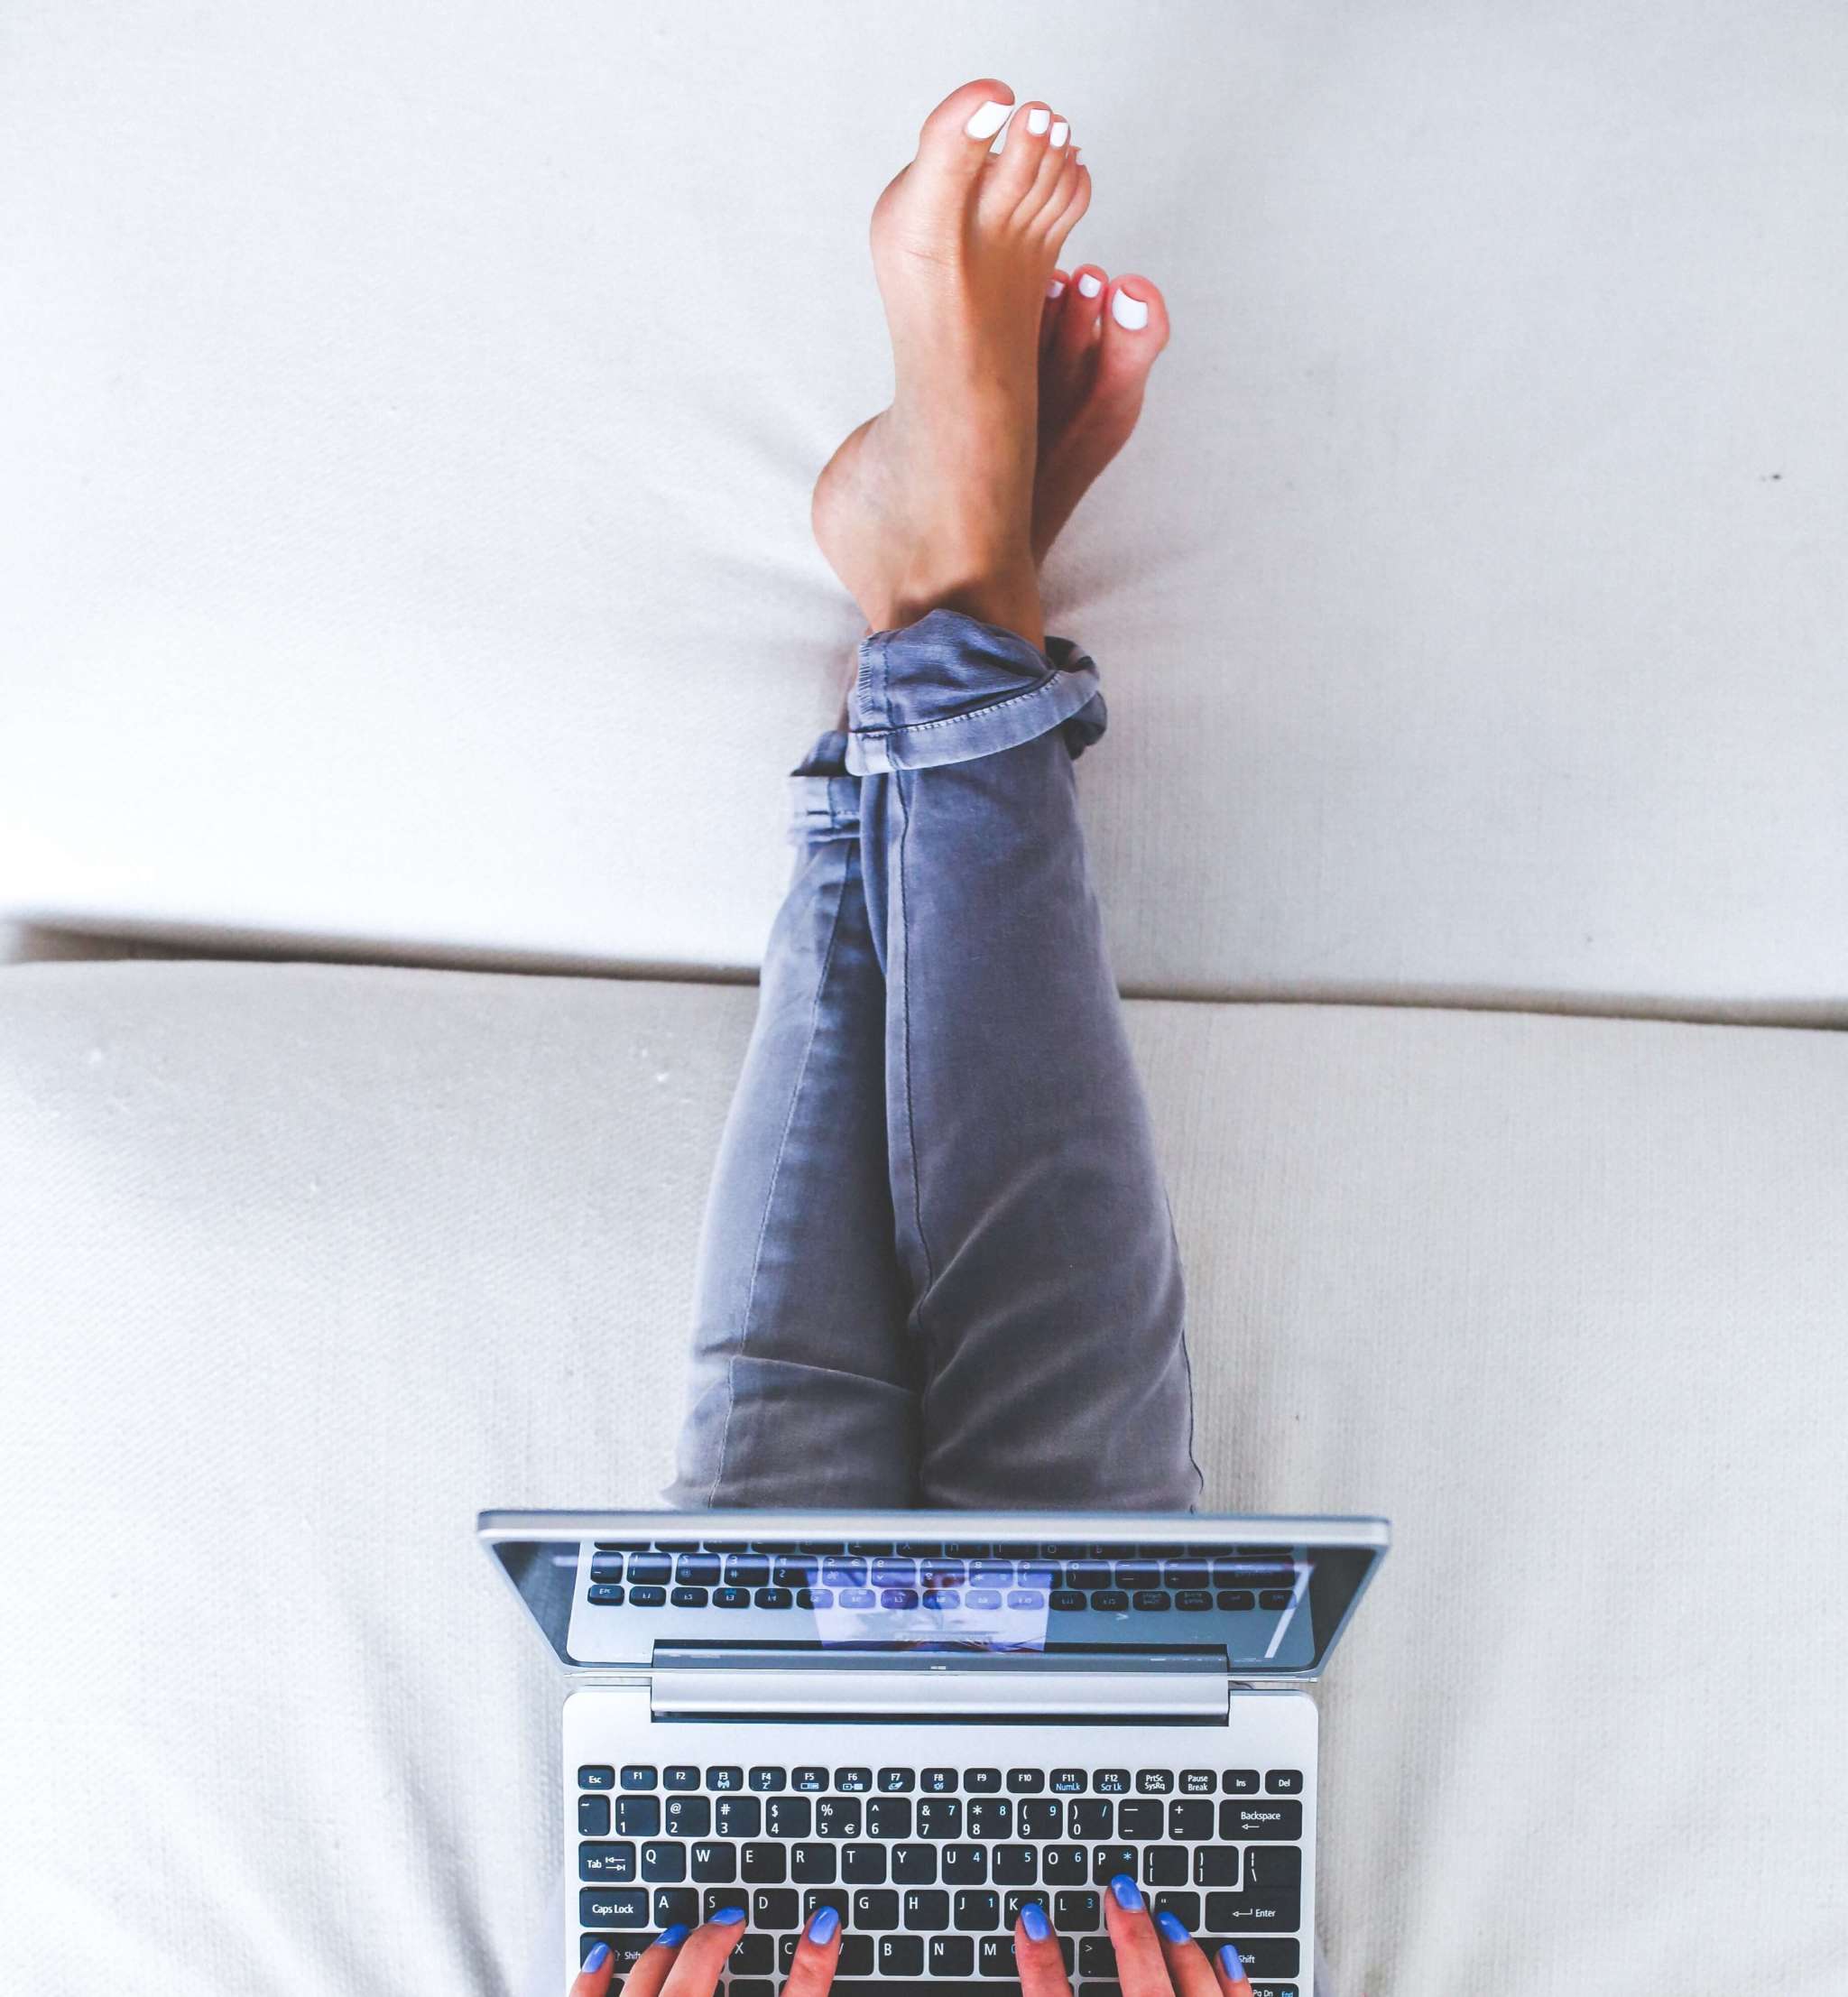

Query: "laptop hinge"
(648, 1647), (1232, 1721)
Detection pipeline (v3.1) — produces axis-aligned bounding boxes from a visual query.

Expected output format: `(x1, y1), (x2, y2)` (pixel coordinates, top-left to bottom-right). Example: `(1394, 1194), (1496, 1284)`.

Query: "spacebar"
(827, 1985), (943, 1995)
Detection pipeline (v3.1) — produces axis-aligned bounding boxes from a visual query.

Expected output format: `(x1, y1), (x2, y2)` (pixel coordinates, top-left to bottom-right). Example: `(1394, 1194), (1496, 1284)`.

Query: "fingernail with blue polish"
(1157, 1911), (1189, 1943)
(807, 1904), (840, 1945)
(1110, 1872), (1144, 1910)
(712, 1906), (748, 1925)
(582, 1942), (611, 1973)
(656, 1926), (688, 1947)
(1020, 1900), (1051, 1942)
(1219, 1941), (1246, 1980)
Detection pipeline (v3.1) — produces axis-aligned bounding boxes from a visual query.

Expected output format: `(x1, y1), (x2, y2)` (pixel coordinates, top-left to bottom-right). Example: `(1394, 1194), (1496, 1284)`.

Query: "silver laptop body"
(481, 1509), (1389, 1997)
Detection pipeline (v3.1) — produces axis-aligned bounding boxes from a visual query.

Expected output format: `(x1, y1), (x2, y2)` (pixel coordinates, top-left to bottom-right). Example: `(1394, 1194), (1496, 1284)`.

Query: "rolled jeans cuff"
(843, 607), (1107, 775)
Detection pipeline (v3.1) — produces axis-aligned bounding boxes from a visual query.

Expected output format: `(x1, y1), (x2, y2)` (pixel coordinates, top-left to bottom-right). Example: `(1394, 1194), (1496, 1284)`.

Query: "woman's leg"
(850, 609), (1203, 1511)
(666, 731), (920, 1507)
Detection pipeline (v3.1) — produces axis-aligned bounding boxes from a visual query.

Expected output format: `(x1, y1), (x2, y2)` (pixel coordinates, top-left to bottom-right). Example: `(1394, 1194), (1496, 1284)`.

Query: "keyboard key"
(578, 1935), (649, 1973)
(641, 1843), (685, 1881)
(1054, 1891), (1100, 1928)
(1006, 1768), (1047, 1794)
(841, 1846), (886, 1884)
(578, 1765), (615, 1790)
(1259, 1589), (1295, 1610)
(1080, 1936), (1118, 1977)
(670, 1586), (708, 1608)
(992, 1845), (1037, 1885)
(579, 1887), (649, 1928)
(772, 1561), (816, 1588)
(1051, 1590), (1087, 1612)
(751, 1889), (798, 1929)
(1003, 1891), (1049, 1927)
(740, 1844), (785, 1884)
(1142, 1846), (1188, 1887)
(1246, 1847), (1302, 1890)
(653, 1888), (699, 1931)
(1067, 1563), (1111, 1588)
(878, 1767), (916, 1793)
(628, 1558), (672, 1585)
(1020, 1799), (1064, 1838)
(917, 1798), (962, 1839)
(920, 1768), (957, 1794)
(663, 1765), (700, 1791)
(766, 1798), (810, 1838)
(1094, 1589), (1130, 1612)
(725, 1558), (771, 1587)
(689, 1842), (736, 1882)
(1265, 1770), (1304, 1795)
(677, 1556), (721, 1586)
(1136, 1770), (1175, 1795)
(1203, 1898), (1303, 1938)
(789, 1844), (836, 1885)
(892, 1844), (938, 1884)
(967, 1798), (1012, 1839)
(941, 1844), (988, 1883)
(1050, 1769), (1086, 1796)
(1179, 1770), (1215, 1796)
(729, 1936), (774, 1975)
(1039, 1845), (1087, 1886)
(614, 1797), (660, 1837)
(930, 1935), (975, 1976)
(1070, 1799), (1113, 1839)
(835, 1767), (873, 1793)
(712, 1586), (750, 1609)
(1154, 1891), (1201, 1930)
(903, 1888), (949, 1929)
(1219, 1799), (1303, 1842)
(1133, 1590), (1172, 1612)
(1092, 1846), (1139, 1884)
(866, 1798), (911, 1839)
(1177, 1590), (1214, 1610)
(620, 1766), (658, 1791)
(753, 1586), (793, 1610)
(1095, 1770), (1131, 1796)
(854, 1889), (900, 1929)
(1118, 1802), (1163, 1840)
(954, 1889), (1001, 1930)
(978, 1935), (1018, 1977)
(816, 1798), (860, 1838)
(793, 1766), (828, 1793)
(748, 1766), (786, 1792)
(578, 1843), (636, 1881)
(965, 1767), (1003, 1792)
(1117, 1564), (1160, 1588)
(714, 1798), (757, 1839)
(1194, 1846), (1240, 1886)
(702, 1888), (740, 1922)
(879, 1935), (925, 1976)
(1169, 1800), (1214, 1840)
(666, 1798), (711, 1838)
(1222, 1770), (1261, 1795)
(837, 1936), (874, 1976)
(578, 1796), (611, 1835)
(707, 1766), (744, 1793)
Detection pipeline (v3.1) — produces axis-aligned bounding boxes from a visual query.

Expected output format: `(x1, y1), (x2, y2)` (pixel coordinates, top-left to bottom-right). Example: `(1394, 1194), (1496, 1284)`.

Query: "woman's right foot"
(1033, 263), (1171, 563)
(811, 80), (1091, 653)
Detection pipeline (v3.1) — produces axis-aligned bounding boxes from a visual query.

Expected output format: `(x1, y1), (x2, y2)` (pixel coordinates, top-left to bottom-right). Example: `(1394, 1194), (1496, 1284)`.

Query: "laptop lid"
(478, 1509), (1388, 1680)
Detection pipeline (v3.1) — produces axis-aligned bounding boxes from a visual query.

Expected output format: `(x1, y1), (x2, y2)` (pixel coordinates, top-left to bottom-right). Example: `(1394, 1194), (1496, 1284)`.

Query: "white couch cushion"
(3, 5), (1845, 1013)
(2, 959), (1843, 1993)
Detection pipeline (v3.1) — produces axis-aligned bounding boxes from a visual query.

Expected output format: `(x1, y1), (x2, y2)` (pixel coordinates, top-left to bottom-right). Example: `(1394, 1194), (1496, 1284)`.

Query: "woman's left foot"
(1033, 265), (1170, 563)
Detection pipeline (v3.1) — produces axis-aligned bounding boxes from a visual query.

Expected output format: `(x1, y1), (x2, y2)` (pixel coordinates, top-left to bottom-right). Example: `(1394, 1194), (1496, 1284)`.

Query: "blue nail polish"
(655, 1925), (688, 1948)
(808, 1904), (841, 1945)
(1157, 1910), (1189, 1943)
(582, 1942), (611, 1973)
(1020, 1900), (1051, 1942)
(1218, 1941), (1246, 1980)
(1110, 1872), (1143, 1911)
(712, 1906), (747, 1925)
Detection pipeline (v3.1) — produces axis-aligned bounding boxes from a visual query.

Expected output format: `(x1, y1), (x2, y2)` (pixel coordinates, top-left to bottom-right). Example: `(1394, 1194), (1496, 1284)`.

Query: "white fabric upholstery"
(3, 958), (1843, 1995)
(4, 3), (1846, 1015)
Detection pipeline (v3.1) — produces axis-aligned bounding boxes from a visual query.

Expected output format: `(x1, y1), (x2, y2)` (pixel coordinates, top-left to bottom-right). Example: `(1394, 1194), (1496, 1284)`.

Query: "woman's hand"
(1015, 1874), (1256, 1997)
(568, 1905), (843, 1997)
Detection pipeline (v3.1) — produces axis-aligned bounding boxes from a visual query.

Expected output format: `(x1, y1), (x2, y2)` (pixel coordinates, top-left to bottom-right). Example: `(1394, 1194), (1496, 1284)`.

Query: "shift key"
(1217, 1799), (1301, 1841)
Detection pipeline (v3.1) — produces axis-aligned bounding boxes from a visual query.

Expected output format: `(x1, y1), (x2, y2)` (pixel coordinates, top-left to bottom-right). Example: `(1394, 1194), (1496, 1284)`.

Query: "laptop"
(480, 1509), (1389, 1997)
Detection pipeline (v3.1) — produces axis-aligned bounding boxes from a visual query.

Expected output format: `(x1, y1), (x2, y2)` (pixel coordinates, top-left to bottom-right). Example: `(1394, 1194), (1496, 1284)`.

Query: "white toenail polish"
(1026, 107), (1050, 135)
(1047, 278), (1067, 299)
(965, 100), (1011, 140)
(1112, 291), (1150, 330)
(1077, 273), (1103, 298)
(1050, 120), (1069, 147)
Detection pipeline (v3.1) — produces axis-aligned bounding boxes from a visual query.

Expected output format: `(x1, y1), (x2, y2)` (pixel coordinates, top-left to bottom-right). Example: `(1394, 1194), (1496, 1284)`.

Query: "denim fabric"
(668, 609), (1201, 1512)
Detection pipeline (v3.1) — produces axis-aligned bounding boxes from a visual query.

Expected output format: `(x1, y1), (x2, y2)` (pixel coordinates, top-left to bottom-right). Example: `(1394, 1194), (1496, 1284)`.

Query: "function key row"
(589, 1553), (1298, 1590)
(580, 1766), (1303, 1798)
(592, 1541), (1302, 1559)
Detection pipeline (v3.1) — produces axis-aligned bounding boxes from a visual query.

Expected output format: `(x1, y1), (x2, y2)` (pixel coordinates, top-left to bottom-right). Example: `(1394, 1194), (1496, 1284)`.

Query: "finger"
(1014, 1900), (1075, 1997)
(1210, 1937), (1256, 1997)
(608, 1924), (690, 1997)
(1154, 1910), (1225, 1997)
(657, 1909), (749, 1997)
(782, 1902), (845, 1997)
(569, 1937), (617, 1997)
(1102, 1873), (1172, 1997)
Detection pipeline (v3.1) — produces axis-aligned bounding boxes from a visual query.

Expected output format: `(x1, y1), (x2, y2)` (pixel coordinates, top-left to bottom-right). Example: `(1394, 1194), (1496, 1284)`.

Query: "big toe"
(915, 78), (1018, 179)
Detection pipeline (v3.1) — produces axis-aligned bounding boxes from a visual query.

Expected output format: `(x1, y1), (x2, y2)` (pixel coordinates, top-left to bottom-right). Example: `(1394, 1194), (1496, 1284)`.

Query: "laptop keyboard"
(578, 1760), (1306, 1997)
(582, 1540), (1299, 1613)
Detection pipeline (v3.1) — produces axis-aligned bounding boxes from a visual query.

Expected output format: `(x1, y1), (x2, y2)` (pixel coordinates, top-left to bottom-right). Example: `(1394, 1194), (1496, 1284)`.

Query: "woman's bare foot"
(1033, 263), (1171, 563)
(811, 80), (1091, 653)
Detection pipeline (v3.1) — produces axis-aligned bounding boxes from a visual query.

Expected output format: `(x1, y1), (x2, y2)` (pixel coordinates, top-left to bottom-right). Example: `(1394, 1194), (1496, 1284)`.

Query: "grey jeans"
(666, 608), (1202, 1511)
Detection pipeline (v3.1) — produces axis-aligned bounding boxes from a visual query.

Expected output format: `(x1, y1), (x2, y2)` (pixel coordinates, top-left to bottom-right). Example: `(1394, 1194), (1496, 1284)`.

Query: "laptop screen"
(481, 1511), (1387, 1678)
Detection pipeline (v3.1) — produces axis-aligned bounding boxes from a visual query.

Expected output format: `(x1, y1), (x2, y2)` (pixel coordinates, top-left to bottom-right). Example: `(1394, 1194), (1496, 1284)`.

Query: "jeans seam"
(893, 767), (938, 1331)
(854, 673), (1075, 743)
(708, 848), (853, 1504)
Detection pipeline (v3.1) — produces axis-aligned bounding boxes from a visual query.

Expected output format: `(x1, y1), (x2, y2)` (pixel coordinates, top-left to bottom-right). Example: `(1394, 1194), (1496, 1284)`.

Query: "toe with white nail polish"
(1047, 278), (1067, 299)
(964, 99), (1011, 140)
(1049, 121), (1069, 147)
(1077, 273), (1103, 299)
(1111, 291), (1150, 330)
(1025, 107), (1050, 135)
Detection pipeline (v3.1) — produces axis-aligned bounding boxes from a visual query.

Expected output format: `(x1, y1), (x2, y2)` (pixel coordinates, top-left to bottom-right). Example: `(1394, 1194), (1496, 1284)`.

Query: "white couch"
(4, 5), (1846, 1995)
